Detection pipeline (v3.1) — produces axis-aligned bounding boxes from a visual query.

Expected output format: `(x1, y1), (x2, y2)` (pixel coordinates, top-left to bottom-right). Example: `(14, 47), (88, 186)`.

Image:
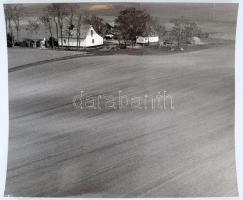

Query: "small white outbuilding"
(58, 25), (103, 47)
(190, 36), (203, 45)
(136, 36), (159, 44)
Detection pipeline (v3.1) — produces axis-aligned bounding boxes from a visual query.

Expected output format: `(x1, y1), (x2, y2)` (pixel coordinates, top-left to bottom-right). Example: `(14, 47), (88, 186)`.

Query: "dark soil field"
(5, 40), (238, 197)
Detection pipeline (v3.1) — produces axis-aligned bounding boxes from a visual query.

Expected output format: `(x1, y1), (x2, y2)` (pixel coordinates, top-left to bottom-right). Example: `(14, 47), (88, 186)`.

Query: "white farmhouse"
(58, 25), (103, 47)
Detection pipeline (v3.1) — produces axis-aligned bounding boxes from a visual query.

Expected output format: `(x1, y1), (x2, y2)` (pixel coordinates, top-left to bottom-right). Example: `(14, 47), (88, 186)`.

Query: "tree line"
(5, 4), (205, 49)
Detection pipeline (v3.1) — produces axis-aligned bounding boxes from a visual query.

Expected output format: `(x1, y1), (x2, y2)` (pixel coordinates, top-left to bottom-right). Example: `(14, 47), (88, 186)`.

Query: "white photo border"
(0, 1), (242, 200)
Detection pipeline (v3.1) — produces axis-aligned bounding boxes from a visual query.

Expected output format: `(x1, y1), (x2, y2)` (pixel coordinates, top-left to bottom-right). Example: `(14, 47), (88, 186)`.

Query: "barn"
(58, 25), (103, 47)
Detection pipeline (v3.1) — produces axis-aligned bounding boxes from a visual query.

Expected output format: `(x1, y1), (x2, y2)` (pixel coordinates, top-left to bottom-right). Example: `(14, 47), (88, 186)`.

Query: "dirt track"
(5, 43), (238, 197)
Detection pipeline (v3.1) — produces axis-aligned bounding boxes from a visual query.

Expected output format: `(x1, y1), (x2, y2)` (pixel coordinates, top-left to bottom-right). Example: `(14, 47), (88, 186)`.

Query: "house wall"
(58, 27), (103, 47)
(59, 38), (85, 47)
(85, 27), (103, 47)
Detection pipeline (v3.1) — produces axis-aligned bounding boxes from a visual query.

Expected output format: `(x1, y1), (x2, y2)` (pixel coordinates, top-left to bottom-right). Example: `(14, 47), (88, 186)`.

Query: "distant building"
(104, 34), (114, 40)
(136, 36), (159, 44)
(190, 36), (203, 45)
(58, 25), (103, 47)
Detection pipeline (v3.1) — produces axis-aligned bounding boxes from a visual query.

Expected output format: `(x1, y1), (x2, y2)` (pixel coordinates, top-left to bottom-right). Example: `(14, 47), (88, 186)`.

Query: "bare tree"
(84, 15), (106, 36)
(4, 5), (14, 45)
(53, 16), (59, 44)
(75, 9), (86, 48)
(170, 17), (200, 49)
(151, 17), (166, 44)
(39, 15), (54, 47)
(39, 16), (53, 37)
(46, 5), (59, 44)
(12, 5), (23, 42)
(49, 3), (68, 47)
(66, 5), (77, 47)
(26, 20), (40, 38)
(142, 15), (153, 45)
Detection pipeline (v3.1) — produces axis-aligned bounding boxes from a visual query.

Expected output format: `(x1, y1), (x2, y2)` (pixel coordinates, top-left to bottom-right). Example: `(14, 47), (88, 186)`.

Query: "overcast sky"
(11, 3), (238, 23)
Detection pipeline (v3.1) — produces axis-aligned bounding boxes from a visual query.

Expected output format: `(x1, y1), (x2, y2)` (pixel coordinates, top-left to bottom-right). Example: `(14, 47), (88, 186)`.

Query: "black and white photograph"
(1, 2), (240, 198)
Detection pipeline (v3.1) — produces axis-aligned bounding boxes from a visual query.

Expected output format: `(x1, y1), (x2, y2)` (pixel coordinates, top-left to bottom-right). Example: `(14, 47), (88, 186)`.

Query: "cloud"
(88, 4), (113, 11)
